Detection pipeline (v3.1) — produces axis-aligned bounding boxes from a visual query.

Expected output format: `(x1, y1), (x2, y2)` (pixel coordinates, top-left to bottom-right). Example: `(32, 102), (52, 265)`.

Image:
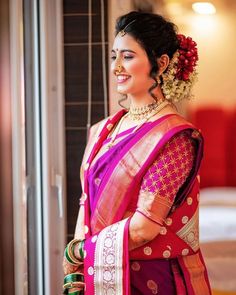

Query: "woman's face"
(111, 34), (154, 97)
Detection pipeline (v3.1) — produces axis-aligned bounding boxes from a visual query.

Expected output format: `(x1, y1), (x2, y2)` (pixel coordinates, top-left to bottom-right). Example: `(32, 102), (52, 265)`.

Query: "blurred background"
(0, 0), (235, 294)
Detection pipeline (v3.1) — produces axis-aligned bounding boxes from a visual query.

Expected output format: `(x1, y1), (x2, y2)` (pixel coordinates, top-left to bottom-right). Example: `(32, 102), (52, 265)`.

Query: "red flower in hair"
(176, 34), (198, 81)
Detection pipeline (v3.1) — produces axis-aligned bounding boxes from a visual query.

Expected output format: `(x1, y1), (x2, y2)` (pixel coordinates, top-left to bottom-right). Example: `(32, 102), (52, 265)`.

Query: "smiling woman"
(110, 34), (169, 111)
(63, 11), (211, 295)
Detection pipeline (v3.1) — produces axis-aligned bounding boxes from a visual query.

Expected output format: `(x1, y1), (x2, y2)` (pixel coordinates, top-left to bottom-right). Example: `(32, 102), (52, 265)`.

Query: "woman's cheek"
(128, 62), (145, 75)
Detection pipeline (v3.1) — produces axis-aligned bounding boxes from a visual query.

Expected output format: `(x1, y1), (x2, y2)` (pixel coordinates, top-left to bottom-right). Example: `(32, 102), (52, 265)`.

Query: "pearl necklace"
(107, 100), (169, 149)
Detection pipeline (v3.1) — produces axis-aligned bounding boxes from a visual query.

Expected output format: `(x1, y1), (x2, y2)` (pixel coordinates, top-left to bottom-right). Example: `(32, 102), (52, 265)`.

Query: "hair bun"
(161, 34), (199, 102)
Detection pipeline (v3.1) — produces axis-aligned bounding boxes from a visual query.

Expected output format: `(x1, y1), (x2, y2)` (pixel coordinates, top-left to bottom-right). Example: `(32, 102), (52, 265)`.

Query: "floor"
(199, 187), (236, 293)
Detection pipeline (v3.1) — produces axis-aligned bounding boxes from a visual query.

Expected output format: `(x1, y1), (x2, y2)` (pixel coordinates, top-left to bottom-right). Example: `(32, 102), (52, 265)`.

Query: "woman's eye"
(110, 56), (116, 60)
(124, 55), (133, 60)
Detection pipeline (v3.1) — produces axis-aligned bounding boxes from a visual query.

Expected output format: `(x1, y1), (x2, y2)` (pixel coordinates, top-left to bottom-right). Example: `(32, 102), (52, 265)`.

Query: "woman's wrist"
(74, 239), (85, 261)
(64, 239), (85, 267)
(63, 273), (85, 294)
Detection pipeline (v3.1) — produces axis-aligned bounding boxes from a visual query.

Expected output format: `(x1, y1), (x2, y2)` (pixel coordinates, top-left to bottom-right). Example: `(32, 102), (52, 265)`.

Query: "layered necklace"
(129, 100), (167, 121)
(107, 100), (169, 149)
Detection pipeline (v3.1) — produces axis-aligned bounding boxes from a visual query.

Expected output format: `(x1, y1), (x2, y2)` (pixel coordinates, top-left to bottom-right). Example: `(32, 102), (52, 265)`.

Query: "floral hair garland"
(161, 34), (199, 103)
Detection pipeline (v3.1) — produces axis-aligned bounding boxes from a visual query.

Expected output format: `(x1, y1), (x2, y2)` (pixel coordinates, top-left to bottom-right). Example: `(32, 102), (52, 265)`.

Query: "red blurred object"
(189, 107), (236, 188)
(227, 109), (236, 186)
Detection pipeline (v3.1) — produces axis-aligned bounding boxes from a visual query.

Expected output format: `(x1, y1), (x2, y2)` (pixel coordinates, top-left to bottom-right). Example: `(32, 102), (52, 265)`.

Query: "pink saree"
(80, 109), (211, 295)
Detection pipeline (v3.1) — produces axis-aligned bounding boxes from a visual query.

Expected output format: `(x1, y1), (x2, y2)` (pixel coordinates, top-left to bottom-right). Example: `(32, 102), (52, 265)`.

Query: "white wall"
(170, 10), (236, 110)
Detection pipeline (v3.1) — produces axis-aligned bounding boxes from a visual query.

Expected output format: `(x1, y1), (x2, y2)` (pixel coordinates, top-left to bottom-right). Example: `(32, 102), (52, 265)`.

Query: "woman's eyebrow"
(111, 49), (136, 54)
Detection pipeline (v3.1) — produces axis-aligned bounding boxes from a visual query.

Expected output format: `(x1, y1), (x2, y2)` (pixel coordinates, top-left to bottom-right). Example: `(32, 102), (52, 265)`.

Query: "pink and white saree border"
(94, 218), (128, 295)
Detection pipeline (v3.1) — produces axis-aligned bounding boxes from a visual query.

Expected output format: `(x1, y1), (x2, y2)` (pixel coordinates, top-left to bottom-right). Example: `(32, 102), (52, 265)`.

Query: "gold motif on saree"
(182, 216), (189, 224)
(106, 123), (113, 130)
(187, 197), (193, 205)
(147, 280), (158, 294)
(144, 246), (152, 255)
(165, 217), (172, 226)
(182, 248), (189, 256)
(140, 131), (195, 208)
(163, 250), (171, 258)
(94, 178), (101, 186)
(176, 208), (199, 252)
(160, 227), (167, 235)
(131, 261), (141, 271)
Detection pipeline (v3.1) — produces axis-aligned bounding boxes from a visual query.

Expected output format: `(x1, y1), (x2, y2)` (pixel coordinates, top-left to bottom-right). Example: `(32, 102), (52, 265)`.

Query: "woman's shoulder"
(89, 111), (120, 138)
(149, 109), (203, 144)
(89, 118), (108, 140)
(90, 109), (124, 131)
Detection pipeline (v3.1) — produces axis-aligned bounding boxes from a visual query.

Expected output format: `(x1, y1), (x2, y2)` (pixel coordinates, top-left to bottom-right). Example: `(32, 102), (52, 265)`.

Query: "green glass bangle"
(64, 287), (84, 295)
(63, 282), (84, 290)
(79, 240), (85, 260)
(67, 239), (82, 264)
(67, 243), (80, 264)
(64, 273), (84, 284)
(68, 291), (83, 295)
(64, 248), (78, 266)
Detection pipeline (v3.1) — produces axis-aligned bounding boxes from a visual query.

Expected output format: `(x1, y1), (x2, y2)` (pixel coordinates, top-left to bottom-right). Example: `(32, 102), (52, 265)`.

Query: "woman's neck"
(128, 88), (165, 108)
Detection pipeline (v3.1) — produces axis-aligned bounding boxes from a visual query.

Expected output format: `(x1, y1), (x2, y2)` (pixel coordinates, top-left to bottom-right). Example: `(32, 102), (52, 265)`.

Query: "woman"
(63, 11), (211, 295)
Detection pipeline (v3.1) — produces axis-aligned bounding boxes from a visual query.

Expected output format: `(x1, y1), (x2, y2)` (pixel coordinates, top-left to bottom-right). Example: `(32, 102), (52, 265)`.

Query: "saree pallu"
(80, 110), (211, 295)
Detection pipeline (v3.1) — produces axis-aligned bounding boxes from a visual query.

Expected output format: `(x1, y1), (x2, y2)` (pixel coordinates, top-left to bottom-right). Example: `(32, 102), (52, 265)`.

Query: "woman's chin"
(117, 86), (129, 94)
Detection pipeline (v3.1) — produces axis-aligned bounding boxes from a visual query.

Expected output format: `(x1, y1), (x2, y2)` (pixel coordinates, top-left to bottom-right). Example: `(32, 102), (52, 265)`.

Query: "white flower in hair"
(161, 34), (199, 102)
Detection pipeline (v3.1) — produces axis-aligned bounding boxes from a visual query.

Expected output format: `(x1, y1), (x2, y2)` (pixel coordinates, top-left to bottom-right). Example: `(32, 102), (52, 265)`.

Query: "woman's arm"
(128, 131), (195, 251)
(74, 204), (85, 240)
(63, 202), (85, 275)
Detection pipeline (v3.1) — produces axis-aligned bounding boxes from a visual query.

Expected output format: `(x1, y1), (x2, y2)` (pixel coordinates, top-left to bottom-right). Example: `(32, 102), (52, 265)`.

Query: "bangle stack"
(64, 239), (85, 266)
(63, 273), (84, 295)
(63, 239), (85, 294)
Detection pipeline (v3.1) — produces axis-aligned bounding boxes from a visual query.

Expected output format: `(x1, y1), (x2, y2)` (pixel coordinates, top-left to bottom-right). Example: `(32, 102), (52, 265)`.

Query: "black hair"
(115, 11), (179, 101)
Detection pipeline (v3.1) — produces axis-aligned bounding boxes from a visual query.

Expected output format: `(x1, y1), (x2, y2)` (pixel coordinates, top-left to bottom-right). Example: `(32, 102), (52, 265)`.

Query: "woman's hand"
(63, 264), (85, 294)
(129, 211), (162, 251)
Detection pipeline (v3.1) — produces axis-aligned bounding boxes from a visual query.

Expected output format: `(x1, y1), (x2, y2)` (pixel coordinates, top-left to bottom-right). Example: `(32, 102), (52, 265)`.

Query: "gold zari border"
(176, 208), (199, 252)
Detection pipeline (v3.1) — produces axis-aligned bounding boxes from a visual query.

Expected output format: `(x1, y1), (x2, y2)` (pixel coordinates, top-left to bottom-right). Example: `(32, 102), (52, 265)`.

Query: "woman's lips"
(116, 74), (131, 84)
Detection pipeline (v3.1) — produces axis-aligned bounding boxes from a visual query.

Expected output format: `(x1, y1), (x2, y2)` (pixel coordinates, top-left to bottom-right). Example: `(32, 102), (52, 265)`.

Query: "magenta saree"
(79, 110), (211, 295)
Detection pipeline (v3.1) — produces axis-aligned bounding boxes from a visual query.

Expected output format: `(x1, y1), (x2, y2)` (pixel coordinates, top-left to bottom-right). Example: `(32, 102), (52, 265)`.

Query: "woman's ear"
(157, 54), (169, 75)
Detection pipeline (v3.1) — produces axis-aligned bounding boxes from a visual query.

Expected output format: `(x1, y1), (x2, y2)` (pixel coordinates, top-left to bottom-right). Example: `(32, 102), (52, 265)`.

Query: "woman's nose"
(112, 60), (124, 74)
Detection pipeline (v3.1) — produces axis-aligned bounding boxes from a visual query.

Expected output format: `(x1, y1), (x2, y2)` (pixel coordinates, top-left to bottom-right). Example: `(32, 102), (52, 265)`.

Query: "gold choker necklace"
(128, 100), (168, 121)
(107, 100), (169, 149)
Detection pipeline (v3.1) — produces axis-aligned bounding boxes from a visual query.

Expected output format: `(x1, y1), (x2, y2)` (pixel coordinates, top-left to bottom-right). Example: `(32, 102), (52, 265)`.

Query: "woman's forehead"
(112, 34), (142, 52)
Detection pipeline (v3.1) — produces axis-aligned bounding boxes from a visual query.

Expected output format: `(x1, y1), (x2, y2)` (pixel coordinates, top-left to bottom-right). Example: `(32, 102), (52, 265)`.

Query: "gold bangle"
(63, 281), (85, 289)
(67, 239), (81, 264)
